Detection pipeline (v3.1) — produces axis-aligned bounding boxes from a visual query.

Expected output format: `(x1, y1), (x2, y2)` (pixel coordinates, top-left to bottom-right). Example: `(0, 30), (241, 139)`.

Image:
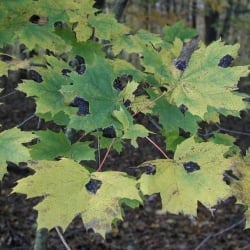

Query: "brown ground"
(1, 72), (250, 250)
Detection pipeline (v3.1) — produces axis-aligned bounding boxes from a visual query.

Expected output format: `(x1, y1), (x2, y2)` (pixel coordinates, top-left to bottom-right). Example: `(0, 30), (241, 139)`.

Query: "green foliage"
(0, 128), (36, 179)
(0, 0), (250, 238)
(13, 159), (142, 237)
(162, 20), (198, 44)
(139, 137), (232, 215)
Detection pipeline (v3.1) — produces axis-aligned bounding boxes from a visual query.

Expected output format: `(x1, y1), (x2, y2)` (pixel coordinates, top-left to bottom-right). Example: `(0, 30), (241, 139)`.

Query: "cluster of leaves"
(0, 0), (250, 238)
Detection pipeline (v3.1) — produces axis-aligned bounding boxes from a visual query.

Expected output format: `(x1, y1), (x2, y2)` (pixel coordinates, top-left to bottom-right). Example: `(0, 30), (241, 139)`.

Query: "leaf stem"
(146, 136), (169, 159)
(97, 138), (115, 171)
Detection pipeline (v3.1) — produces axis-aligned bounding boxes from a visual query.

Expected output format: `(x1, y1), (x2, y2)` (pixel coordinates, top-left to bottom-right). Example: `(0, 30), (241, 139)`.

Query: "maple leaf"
(88, 13), (130, 41)
(169, 40), (250, 119)
(140, 38), (183, 86)
(138, 136), (232, 215)
(112, 29), (162, 55)
(13, 159), (142, 237)
(230, 154), (250, 229)
(0, 128), (35, 180)
(29, 130), (95, 161)
(148, 88), (200, 150)
(0, 61), (8, 76)
(18, 69), (70, 117)
(61, 56), (123, 133)
(162, 21), (198, 44)
(113, 107), (150, 147)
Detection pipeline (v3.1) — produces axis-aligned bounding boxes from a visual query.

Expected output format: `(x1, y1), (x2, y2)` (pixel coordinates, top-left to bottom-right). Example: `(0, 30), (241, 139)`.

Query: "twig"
(0, 90), (17, 99)
(146, 136), (169, 159)
(194, 217), (245, 250)
(97, 138), (115, 171)
(55, 226), (72, 250)
(215, 123), (250, 136)
(17, 114), (35, 127)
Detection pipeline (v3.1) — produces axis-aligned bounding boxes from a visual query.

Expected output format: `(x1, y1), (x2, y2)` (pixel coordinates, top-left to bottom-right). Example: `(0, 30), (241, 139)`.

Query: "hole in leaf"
(54, 21), (64, 29)
(85, 179), (102, 194)
(102, 126), (116, 138)
(174, 59), (187, 71)
(124, 99), (131, 107)
(183, 161), (200, 173)
(69, 56), (86, 75)
(179, 104), (188, 114)
(218, 54), (234, 68)
(71, 97), (90, 116)
(28, 70), (43, 83)
(61, 69), (72, 76)
(29, 15), (48, 25)
(144, 164), (156, 175)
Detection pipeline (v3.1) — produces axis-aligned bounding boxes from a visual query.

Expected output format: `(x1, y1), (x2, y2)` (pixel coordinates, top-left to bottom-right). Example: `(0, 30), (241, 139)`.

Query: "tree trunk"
(113, 0), (128, 21)
(204, 4), (219, 44)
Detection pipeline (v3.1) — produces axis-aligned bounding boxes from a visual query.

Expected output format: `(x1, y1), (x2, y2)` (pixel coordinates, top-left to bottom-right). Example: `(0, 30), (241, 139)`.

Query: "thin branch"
(216, 123), (250, 136)
(55, 226), (72, 250)
(0, 90), (17, 99)
(194, 217), (245, 250)
(146, 136), (169, 159)
(17, 114), (35, 128)
(97, 138), (115, 171)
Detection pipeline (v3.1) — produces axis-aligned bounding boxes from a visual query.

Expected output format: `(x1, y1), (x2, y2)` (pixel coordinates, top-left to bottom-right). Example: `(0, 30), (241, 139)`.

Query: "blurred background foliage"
(101, 0), (250, 64)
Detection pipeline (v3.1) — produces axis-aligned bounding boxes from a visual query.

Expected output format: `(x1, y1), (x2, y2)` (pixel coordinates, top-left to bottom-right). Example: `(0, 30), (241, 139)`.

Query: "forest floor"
(1, 72), (250, 250)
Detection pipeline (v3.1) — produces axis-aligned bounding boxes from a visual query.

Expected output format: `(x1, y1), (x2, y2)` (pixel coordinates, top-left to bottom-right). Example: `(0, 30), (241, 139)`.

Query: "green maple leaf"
(148, 89), (200, 150)
(108, 59), (145, 82)
(113, 107), (150, 147)
(0, 128), (35, 180)
(162, 21), (198, 44)
(139, 136), (232, 215)
(17, 23), (66, 52)
(170, 40), (250, 119)
(140, 38), (183, 86)
(88, 13), (130, 41)
(61, 56), (123, 132)
(13, 159), (142, 237)
(30, 130), (95, 161)
(112, 29), (162, 55)
(18, 69), (70, 117)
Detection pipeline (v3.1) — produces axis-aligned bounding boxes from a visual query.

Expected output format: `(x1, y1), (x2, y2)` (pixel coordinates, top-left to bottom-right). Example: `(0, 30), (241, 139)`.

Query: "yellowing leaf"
(82, 171), (142, 236)
(0, 128), (35, 180)
(231, 155), (250, 229)
(0, 61), (8, 76)
(170, 40), (250, 118)
(13, 159), (142, 237)
(139, 137), (232, 215)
